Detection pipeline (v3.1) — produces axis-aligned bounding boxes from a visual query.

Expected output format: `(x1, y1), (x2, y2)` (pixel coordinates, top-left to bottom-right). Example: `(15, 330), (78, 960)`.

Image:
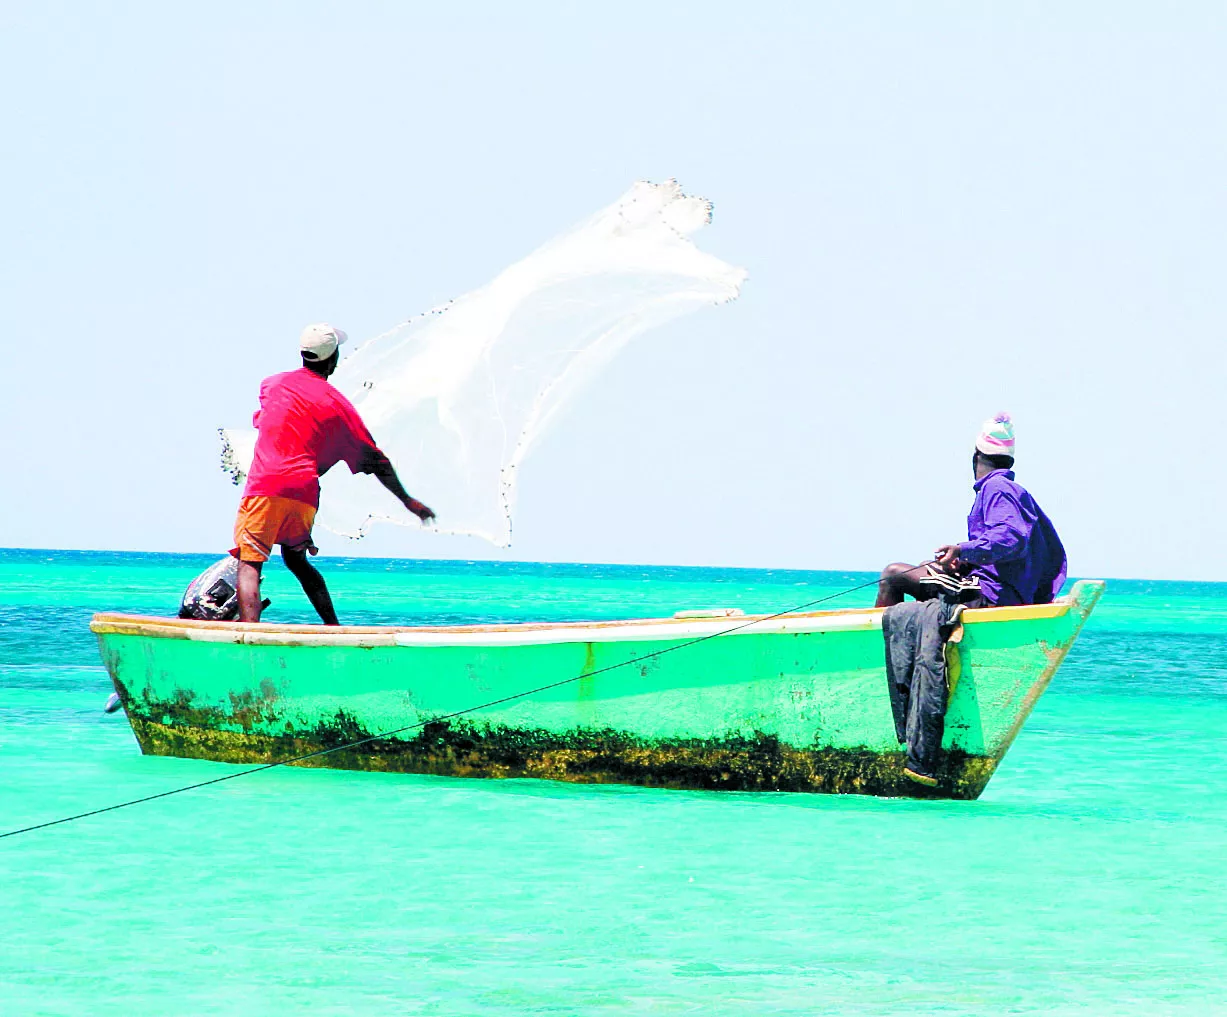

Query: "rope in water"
(0, 561), (937, 841)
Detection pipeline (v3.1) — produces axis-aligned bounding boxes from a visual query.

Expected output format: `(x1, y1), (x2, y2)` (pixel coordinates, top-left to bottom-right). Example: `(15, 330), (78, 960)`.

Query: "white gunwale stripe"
(88, 589), (1083, 649)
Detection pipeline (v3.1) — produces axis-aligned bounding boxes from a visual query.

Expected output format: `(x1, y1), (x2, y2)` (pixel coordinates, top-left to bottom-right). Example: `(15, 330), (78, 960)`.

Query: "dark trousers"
(882, 597), (962, 778)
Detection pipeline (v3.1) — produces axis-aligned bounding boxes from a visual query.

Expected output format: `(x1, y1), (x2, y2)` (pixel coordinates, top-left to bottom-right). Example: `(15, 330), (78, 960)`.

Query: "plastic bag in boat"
(179, 556), (242, 621)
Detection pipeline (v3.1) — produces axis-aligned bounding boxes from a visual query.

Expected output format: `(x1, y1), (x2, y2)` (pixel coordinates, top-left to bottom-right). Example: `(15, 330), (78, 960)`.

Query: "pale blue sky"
(2, 3), (1223, 579)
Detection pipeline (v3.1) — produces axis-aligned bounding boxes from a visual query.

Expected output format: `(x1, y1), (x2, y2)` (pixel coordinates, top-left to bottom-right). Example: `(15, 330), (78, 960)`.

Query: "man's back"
(244, 368), (376, 507)
(964, 469), (1067, 607)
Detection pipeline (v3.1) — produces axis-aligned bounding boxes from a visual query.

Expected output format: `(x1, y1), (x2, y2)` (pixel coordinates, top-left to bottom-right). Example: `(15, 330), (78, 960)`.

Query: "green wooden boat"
(91, 579), (1103, 800)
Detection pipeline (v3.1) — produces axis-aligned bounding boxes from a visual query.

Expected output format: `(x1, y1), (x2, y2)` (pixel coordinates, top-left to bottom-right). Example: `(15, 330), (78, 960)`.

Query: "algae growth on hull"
(126, 712), (998, 800)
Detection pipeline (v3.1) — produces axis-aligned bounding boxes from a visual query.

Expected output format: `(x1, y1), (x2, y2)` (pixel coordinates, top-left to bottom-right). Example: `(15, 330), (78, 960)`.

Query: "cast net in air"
(221, 179), (747, 547)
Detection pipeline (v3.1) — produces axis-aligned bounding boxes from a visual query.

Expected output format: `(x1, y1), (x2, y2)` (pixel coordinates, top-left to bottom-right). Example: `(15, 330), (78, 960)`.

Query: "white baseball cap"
(299, 323), (348, 362)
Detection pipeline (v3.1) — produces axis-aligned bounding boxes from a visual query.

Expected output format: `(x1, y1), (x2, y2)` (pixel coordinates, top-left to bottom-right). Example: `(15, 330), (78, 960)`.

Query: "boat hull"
(92, 580), (1103, 800)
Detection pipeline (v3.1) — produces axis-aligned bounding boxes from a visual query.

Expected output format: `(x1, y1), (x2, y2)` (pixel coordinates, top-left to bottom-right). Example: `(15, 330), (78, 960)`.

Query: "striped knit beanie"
(975, 413), (1016, 459)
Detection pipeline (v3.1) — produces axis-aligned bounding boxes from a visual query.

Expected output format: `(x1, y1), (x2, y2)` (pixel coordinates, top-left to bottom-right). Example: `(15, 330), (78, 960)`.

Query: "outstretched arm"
(362, 448), (436, 523)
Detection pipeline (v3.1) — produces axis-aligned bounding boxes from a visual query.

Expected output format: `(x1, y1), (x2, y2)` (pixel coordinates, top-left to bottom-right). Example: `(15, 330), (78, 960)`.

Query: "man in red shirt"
(233, 323), (435, 624)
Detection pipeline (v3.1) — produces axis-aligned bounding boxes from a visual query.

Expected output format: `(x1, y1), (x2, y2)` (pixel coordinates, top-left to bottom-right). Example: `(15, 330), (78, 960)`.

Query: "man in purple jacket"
(876, 414), (1067, 608)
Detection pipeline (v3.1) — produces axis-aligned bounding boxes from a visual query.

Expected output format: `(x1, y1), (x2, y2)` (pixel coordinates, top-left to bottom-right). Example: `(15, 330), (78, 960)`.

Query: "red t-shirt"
(243, 368), (379, 508)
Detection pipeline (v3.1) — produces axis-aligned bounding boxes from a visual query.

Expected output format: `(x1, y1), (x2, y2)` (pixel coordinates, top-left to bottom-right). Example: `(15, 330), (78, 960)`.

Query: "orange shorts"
(232, 496), (317, 563)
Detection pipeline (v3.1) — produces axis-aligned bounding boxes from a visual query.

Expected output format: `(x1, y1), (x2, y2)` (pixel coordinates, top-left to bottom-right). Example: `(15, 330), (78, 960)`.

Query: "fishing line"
(0, 561), (939, 841)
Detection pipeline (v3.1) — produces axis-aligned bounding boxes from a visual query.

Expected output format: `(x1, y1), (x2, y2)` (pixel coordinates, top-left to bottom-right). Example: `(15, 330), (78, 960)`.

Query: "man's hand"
(363, 448), (436, 525)
(934, 544), (962, 572)
(404, 497), (436, 524)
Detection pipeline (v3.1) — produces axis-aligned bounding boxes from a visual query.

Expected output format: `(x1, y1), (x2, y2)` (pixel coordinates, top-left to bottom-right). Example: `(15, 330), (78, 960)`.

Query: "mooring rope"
(0, 562), (938, 841)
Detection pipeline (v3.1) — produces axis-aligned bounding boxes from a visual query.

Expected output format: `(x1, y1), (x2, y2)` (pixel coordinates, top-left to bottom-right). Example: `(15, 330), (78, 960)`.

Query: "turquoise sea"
(1, 548), (1225, 1016)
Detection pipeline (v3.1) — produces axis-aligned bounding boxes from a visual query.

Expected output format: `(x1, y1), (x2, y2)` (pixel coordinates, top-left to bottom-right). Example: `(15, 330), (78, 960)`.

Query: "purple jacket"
(957, 470), (1067, 607)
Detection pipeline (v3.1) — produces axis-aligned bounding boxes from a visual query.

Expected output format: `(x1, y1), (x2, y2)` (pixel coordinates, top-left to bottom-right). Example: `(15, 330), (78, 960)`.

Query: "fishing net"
(221, 179), (746, 547)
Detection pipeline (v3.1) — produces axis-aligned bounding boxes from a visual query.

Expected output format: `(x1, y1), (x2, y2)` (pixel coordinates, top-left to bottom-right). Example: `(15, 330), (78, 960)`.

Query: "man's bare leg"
(237, 560), (265, 622)
(875, 562), (936, 608)
(283, 547), (340, 625)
